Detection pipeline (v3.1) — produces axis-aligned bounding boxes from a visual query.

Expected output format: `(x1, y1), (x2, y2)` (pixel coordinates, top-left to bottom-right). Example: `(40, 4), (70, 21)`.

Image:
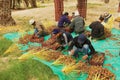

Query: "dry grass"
(0, 1), (119, 80)
(11, 0), (120, 29)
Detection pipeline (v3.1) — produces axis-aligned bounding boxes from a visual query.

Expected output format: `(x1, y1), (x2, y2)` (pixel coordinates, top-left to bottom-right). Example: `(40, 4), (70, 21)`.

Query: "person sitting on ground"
(69, 12), (75, 21)
(58, 12), (71, 29)
(102, 12), (114, 31)
(29, 19), (48, 38)
(69, 11), (85, 34)
(89, 16), (105, 40)
(68, 33), (95, 60)
(101, 13), (114, 37)
(52, 28), (73, 48)
(64, 12), (75, 33)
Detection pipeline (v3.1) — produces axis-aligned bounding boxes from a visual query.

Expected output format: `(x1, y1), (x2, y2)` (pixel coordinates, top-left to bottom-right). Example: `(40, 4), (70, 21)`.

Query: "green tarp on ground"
(3, 28), (120, 80)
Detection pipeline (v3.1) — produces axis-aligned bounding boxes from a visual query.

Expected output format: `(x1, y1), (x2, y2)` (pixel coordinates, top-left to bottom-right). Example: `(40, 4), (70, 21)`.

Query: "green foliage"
(0, 59), (58, 80)
(0, 38), (13, 55)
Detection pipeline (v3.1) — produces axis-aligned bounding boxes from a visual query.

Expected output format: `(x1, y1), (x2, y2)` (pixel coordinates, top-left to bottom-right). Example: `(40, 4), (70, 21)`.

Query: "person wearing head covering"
(89, 15), (105, 40)
(101, 13), (114, 31)
(69, 12), (75, 21)
(29, 19), (48, 38)
(68, 34), (95, 60)
(51, 28), (61, 39)
(58, 12), (71, 29)
(52, 28), (73, 47)
(69, 11), (85, 34)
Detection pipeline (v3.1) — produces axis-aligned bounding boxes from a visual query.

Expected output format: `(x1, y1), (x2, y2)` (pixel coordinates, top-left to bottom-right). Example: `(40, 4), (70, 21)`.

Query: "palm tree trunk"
(54, 0), (64, 21)
(118, 2), (120, 12)
(0, 0), (16, 26)
(104, 0), (109, 4)
(30, 0), (37, 8)
(23, 0), (29, 8)
(11, 0), (15, 9)
(41, 0), (44, 3)
(77, 0), (87, 19)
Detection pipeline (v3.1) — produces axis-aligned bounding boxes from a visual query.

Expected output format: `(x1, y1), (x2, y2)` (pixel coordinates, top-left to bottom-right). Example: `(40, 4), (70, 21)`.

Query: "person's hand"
(68, 51), (72, 55)
(68, 50), (74, 56)
(82, 55), (88, 60)
(63, 44), (67, 47)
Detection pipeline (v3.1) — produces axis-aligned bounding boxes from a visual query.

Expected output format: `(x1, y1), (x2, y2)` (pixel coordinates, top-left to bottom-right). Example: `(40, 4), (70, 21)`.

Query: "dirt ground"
(12, 0), (120, 29)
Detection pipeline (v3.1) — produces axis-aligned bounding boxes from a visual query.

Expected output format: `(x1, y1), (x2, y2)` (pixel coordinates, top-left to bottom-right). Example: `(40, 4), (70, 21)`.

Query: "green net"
(3, 28), (120, 80)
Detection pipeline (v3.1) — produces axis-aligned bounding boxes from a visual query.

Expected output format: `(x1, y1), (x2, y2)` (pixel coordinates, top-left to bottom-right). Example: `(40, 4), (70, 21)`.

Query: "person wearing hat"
(52, 28), (73, 48)
(102, 13), (114, 31)
(58, 12), (71, 29)
(89, 15), (105, 40)
(68, 33), (95, 60)
(29, 19), (48, 38)
(69, 10), (85, 34)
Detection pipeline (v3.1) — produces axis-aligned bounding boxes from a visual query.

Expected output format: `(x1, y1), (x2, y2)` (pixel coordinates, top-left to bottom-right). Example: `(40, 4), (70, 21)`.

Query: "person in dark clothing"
(68, 34), (95, 60)
(89, 16), (105, 40)
(58, 12), (71, 29)
(57, 31), (73, 47)
(52, 28), (73, 47)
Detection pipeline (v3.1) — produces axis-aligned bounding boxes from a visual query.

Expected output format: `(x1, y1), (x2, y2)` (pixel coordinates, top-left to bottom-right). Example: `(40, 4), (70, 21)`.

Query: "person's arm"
(68, 40), (74, 56)
(83, 19), (85, 26)
(68, 39), (74, 51)
(69, 20), (75, 29)
(34, 28), (39, 37)
(63, 33), (68, 46)
(37, 21), (45, 31)
(40, 25), (45, 31)
(88, 40), (95, 54)
(64, 16), (71, 24)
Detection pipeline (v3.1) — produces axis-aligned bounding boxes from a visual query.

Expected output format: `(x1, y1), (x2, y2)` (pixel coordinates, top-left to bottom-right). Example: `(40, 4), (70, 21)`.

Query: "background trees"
(10, 0), (37, 9)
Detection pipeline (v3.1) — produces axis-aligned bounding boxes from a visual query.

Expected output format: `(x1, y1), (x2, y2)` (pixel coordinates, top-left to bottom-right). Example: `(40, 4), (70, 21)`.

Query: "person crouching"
(68, 33), (95, 60)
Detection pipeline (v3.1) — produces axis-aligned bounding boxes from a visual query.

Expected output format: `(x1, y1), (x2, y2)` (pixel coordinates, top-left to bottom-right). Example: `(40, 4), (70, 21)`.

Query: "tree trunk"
(10, 0), (12, 8)
(10, 0), (21, 9)
(40, 0), (44, 3)
(118, 2), (120, 12)
(11, 0), (15, 9)
(77, 0), (87, 19)
(23, 0), (29, 8)
(0, 0), (16, 26)
(54, 0), (64, 21)
(104, 0), (109, 4)
(17, 0), (21, 9)
(29, 0), (37, 8)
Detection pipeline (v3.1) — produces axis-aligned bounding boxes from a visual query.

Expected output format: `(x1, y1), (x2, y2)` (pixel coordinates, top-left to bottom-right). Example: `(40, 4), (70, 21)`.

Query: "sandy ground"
(12, 0), (120, 28)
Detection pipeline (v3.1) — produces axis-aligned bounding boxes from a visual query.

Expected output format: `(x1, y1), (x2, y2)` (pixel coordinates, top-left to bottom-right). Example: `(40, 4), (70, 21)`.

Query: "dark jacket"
(89, 21), (104, 38)
(68, 36), (95, 54)
(57, 32), (73, 45)
(58, 15), (71, 28)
